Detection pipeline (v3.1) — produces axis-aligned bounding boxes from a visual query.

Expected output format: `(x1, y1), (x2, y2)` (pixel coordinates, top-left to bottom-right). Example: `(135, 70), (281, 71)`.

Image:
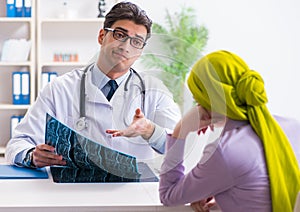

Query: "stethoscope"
(75, 63), (145, 131)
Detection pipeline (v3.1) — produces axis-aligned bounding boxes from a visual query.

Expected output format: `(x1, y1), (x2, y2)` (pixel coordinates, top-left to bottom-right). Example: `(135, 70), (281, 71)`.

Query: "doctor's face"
(98, 20), (147, 78)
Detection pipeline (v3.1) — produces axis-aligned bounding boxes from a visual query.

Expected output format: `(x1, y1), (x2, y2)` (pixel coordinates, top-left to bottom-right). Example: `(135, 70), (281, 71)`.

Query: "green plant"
(141, 7), (208, 111)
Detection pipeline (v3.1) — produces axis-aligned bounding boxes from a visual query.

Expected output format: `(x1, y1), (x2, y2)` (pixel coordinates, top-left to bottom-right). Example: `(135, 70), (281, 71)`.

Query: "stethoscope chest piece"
(75, 117), (87, 131)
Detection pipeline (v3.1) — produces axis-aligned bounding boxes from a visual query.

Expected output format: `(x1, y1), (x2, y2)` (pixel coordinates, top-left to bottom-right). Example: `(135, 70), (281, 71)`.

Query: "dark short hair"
(104, 1), (152, 40)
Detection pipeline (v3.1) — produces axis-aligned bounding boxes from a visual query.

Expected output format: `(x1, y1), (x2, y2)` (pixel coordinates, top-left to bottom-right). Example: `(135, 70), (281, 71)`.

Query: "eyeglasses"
(104, 28), (146, 49)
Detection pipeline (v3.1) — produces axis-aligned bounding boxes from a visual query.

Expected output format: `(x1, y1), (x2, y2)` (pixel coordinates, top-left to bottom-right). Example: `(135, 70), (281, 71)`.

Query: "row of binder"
(10, 115), (24, 137)
(41, 72), (58, 90)
(11, 71), (58, 105)
(9, 71), (57, 137)
(12, 72), (30, 105)
(6, 0), (32, 18)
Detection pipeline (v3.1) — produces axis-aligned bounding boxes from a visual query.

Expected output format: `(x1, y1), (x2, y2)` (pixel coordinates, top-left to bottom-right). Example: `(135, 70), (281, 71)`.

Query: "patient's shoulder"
(273, 115), (300, 129)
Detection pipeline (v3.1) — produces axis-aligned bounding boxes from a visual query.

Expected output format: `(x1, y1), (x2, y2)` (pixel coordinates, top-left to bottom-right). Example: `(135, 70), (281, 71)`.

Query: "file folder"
(1, 39), (31, 62)
(6, 0), (16, 17)
(15, 0), (23, 17)
(12, 72), (22, 104)
(23, 0), (31, 17)
(0, 165), (48, 179)
(12, 72), (30, 105)
(21, 72), (30, 104)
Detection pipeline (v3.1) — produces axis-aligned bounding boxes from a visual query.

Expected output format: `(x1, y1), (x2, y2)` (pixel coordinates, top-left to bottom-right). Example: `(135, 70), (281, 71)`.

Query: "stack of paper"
(0, 39), (31, 62)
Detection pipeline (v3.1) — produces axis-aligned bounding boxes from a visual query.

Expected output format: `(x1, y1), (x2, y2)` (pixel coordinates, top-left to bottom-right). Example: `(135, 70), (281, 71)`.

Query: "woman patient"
(159, 50), (300, 212)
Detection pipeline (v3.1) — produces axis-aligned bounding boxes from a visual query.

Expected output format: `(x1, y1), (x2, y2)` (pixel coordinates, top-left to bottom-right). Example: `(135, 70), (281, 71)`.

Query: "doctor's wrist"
(23, 148), (36, 168)
(142, 120), (155, 140)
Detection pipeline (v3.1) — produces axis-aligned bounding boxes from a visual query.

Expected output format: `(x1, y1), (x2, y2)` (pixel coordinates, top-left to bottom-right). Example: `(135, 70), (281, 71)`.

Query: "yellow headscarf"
(187, 50), (300, 211)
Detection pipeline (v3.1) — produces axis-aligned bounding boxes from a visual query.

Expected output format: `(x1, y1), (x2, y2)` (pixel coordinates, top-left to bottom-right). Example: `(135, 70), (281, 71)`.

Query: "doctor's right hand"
(31, 144), (66, 168)
(106, 108), (155, 140)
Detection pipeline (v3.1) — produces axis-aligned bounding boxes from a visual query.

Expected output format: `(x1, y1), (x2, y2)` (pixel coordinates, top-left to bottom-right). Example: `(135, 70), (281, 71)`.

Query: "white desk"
(0, 172), (192, 212)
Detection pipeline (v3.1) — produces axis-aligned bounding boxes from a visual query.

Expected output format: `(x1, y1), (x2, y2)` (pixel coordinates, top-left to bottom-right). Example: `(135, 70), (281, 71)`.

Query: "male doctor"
(5, 2), (181, 168)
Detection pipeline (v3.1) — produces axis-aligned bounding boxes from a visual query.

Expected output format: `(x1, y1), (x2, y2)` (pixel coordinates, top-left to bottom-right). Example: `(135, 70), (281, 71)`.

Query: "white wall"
(130, 0), (300, 121)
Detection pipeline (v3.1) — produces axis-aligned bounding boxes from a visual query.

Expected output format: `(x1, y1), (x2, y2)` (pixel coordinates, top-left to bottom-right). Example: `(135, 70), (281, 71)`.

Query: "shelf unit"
(0, 0), (36, 149)
(0, 0), (119, 152)
(36, 18), (102, 90)
(36, 0), (118, 91)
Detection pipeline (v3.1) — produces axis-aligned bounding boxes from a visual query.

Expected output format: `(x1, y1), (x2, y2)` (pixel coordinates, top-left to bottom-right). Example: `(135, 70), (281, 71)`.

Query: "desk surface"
(0, 168), (192, 212)
(0, 159), (221, 212)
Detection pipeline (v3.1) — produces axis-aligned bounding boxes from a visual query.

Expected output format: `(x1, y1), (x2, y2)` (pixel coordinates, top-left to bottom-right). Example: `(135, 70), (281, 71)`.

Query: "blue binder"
(14, 0), (23, 17)
(0, 165), (48, 179)
(6, 0), (16, 17)
(12, 72), (30, 105)
(23, 0), (31, 17)
(12, 72), (22, 104)
(21, 72), (30, 104)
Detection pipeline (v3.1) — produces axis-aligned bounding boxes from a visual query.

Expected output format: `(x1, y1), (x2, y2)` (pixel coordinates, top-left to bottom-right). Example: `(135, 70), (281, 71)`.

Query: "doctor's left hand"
(31, 144), (67, 168)
(106, 108), (155, 140)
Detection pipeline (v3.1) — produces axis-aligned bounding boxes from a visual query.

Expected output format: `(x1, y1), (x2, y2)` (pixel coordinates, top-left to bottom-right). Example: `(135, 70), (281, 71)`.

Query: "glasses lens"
(113, 30), (127, 41)
(131, 38), (144, 49)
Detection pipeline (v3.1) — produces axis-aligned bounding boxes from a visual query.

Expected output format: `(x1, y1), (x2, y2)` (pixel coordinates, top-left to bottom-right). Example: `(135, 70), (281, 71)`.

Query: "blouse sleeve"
(159, 134), (234, 206)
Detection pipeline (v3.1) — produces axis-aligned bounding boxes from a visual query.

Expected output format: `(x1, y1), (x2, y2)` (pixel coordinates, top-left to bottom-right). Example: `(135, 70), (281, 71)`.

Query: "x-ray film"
(45, 113), (142, 183)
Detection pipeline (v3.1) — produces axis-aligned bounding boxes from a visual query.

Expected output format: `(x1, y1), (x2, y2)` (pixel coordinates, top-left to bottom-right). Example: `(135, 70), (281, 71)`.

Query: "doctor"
(5, 2), (181, 168)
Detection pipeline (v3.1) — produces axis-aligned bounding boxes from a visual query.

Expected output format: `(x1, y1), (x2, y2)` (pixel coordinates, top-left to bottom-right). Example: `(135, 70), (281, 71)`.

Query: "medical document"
(45, 113), (141, 183)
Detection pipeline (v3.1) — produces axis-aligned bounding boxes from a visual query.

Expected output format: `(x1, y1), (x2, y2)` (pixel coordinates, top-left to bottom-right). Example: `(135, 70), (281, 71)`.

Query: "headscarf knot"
(236, 70), (268, 107)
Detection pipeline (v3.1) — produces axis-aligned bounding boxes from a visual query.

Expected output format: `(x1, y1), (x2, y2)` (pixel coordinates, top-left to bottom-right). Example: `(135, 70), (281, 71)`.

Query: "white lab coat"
(5, 66), (181, 165)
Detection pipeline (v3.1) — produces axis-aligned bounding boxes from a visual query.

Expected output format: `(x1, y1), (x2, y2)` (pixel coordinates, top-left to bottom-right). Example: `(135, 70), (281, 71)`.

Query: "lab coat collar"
(85, 67), (108, 104)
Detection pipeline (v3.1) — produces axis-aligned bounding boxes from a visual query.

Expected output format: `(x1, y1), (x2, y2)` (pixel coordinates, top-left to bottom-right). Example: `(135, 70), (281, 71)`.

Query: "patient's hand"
(172, 105), (212, 140)
(191, 197), (216, 212)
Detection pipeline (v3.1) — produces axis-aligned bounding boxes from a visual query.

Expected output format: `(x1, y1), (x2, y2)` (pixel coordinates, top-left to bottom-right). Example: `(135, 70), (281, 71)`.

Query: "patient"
(159, 50), (300, 212)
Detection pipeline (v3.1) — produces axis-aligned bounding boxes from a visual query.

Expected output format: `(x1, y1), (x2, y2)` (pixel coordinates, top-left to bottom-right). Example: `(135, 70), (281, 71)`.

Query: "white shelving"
(36, 19), (101, 81)
(0, 0), (119, 150)
(36, 0), (118, 91)
(0, 0), (35, 147)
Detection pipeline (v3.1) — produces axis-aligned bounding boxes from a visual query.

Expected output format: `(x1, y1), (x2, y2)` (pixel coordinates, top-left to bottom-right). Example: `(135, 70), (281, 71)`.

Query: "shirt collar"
(223, 118), (249, 132)
(91, 64), (131, 89)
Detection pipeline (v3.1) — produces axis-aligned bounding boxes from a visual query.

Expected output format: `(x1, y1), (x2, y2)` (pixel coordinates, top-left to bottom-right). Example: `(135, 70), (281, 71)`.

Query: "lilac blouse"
(159, 116), (300, 212)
